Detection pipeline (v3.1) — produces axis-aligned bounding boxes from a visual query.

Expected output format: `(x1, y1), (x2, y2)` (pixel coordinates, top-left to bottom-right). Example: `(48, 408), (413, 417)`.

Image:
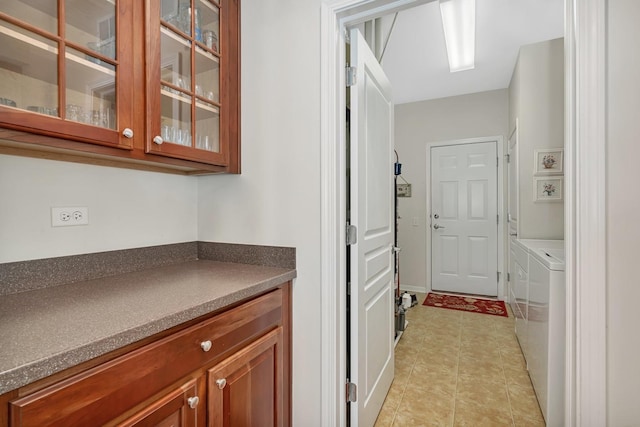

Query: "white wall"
(0, 155), (197, 263)
(394, 89), (509, 292)
(508, 38), (564, 240)
(606, 0), (640, 424)
(197, 0), (322, 424)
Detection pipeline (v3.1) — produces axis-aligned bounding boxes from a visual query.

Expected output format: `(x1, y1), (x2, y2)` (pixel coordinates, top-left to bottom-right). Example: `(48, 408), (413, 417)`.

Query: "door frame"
(425, 137), (504, 299)
(507, 120), (520, 240)
(320, 0), (607, 426)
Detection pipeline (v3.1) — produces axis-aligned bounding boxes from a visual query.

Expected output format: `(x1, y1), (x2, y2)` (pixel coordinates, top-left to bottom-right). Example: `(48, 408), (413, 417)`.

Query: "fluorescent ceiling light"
(439, 0), (476, 72)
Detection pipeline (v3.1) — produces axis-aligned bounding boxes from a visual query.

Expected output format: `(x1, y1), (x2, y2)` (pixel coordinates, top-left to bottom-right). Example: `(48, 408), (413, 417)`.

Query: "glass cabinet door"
(147, 0), (227, 166)
(0, 0), (133, 148)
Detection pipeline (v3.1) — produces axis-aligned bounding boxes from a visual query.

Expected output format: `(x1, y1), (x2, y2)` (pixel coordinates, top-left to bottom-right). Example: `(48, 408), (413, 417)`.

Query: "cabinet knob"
(187, 396), (199, 409)
(200, 340), (212, 352)
(153, 135), (164, 145)
(215, 378), (227, 389)
(122, 128), (134, 138)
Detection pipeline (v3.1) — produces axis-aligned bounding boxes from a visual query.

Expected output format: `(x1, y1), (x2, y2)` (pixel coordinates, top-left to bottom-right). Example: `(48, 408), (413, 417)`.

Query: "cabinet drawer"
(10, 289), (283, 427)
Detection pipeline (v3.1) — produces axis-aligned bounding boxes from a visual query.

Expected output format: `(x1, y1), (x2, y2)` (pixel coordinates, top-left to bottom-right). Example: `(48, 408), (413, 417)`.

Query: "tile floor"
(374, 293), (545, 426)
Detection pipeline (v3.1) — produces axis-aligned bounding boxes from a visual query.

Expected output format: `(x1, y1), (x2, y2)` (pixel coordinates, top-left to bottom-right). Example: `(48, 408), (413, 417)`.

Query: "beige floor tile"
(512, 413), (545, 427)
(374, 405), (397, 427)
(455, 375), (510, 409)
(453, 401), (514, 427)
(457, 359), (505, 380)
(507, 384), (544, 422)
(382, 379), (408, 412)
(377, 296), (544, 427)
(393, 389), (455, 426)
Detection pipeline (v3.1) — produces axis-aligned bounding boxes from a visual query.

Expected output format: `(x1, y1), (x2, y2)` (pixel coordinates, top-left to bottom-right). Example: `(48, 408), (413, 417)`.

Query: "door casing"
(320, 0), (607, 426)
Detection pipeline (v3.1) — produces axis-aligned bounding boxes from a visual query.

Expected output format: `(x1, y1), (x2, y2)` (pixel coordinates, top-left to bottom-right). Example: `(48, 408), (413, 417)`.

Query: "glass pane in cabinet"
(195, 102), (219, 152)
(195, 47), (219, 103)
(198, 0), (219, 53)
(65, 47), (116, 129)
(160, 27), (192, 93)
(0, 1), (57, 34)
(161, 0), (198, 39)
(66, 0), (116, 61)
(0, 20), (58, 116)
(160, 91), (193, 147)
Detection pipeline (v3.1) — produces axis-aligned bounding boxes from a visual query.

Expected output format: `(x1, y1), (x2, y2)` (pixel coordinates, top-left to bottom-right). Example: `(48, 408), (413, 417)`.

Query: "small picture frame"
(533, 177), (563, 202)
(534, 148), (563, 175)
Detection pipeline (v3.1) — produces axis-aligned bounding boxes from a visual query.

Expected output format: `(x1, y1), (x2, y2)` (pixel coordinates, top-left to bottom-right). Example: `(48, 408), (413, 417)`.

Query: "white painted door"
(431, 141), (498, 296)
(349, 28), (395, 427)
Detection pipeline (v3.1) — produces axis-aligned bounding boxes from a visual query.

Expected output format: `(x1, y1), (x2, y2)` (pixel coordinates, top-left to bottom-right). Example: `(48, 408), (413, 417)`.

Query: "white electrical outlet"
(52, 207), (89, 227)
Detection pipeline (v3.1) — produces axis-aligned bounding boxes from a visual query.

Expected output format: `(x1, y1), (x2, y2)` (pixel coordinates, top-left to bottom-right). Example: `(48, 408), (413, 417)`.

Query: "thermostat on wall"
(397, 183), (412, 197)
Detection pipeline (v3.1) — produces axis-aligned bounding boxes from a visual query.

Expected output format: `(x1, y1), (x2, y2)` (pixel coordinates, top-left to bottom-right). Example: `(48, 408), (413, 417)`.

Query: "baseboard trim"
(399, 284), (427, 294)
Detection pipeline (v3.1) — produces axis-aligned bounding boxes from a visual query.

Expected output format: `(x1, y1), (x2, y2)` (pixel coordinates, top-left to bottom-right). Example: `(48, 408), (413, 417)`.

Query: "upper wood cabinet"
(0, 0), (240, 174)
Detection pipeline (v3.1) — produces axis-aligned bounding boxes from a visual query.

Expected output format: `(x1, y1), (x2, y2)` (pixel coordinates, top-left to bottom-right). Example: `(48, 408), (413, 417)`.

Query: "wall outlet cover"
(52, 207), (89, 227)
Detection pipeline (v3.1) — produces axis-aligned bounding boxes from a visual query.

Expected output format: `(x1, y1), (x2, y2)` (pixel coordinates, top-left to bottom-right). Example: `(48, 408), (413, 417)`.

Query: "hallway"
(375, 293), (545, 426)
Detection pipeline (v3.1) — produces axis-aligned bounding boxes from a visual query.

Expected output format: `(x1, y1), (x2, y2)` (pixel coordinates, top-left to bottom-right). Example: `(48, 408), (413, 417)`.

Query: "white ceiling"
(380, 0), (565, 105)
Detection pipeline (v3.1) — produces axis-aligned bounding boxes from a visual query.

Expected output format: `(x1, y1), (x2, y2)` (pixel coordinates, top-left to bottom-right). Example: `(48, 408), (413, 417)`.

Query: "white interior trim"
(320, 3), (347, 426)
(567, 0), (607, 425)
(424, 136), (505, 300)
(321, 0), (605, 425)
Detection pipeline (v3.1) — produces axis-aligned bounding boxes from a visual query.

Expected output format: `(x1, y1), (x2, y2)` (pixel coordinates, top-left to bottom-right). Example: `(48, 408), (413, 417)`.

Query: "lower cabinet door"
(116, 378), (200, 427)
(207, 328), (283, 427)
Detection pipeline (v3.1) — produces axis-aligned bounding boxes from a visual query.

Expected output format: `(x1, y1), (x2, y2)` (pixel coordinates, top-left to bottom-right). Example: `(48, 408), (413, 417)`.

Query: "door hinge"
(507, 272), (511, 282)
(346, 382), (357, 403)
(497, 214), (499, 225)
(346, 66), (357, 87)
(505, 153), (511, 163)
(346, 223), (357, 245)
(497, 271), (501, 283)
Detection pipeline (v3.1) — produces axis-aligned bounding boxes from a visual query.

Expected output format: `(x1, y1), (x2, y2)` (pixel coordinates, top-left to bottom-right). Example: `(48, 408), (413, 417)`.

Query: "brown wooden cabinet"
(7, 284), (290, 426)
(208, 328), (284, 426)
(0, 0), (240, 174)
(116, 378), (201, 427)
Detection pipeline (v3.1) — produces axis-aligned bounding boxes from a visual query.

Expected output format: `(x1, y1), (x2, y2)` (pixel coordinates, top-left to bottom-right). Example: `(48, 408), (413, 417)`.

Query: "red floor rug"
(423, 292), (508, 317)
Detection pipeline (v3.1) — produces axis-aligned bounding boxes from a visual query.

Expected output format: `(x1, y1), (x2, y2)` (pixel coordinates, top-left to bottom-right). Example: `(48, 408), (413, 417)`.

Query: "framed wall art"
(534, 148), (563, 175)
(533, 177), (563, 202)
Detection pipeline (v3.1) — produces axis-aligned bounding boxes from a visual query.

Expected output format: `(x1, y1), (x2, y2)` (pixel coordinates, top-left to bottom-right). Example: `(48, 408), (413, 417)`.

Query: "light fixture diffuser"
(439, 0), (476, 72)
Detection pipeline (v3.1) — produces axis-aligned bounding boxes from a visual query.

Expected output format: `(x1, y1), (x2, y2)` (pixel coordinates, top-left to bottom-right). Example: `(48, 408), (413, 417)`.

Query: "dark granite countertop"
(0, 259), (296, 395)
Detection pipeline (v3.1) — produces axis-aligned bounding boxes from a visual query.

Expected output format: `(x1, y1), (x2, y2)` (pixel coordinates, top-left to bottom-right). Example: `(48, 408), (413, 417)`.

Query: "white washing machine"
(510, 239), (563, 363)
(528, 245), (565, 427)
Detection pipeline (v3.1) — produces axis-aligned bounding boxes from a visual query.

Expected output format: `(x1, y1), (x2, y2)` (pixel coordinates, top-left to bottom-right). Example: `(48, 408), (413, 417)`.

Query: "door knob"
(215, 378), (227, 389)
(433, 224), (445, 230)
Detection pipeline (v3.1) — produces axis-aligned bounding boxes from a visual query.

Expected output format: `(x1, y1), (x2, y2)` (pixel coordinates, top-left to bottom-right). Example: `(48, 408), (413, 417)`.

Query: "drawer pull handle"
(187, 396), (199, 409)
(200, 340), (212, 352)
(216, 378), (227, 389)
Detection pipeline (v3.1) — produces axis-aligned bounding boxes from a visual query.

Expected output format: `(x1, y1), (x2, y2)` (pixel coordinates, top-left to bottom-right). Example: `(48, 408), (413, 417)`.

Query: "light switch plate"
(397, 183), (412, 197)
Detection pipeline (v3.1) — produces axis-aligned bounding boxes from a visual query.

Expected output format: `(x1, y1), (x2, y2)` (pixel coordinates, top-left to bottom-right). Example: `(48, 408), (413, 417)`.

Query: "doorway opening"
(320, 0), (604, 425)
